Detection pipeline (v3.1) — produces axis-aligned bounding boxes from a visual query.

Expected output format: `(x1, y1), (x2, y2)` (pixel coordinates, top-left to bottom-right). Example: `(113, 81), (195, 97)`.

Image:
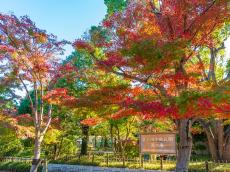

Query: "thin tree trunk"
(30, 131), (43, 172)
(104, 137), (109, 149)
(53, 144), (58, 160)
(114, 137), (118, 153)
(110, 124), (114, 150)
(176, 119), (193, 172)
(116, 125), (123, 155)
(81, 124), (89, 155)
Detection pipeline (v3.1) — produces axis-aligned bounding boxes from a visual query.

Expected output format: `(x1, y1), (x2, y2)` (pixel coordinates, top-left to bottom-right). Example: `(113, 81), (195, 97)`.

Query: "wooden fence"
(1, 155), (230, 171)
(0, 157), (33, 163)
(58, 152), (230, 171)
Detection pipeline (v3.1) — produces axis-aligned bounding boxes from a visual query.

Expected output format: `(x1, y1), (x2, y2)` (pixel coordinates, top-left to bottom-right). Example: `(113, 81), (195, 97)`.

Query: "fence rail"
(0, 157), (33, 163)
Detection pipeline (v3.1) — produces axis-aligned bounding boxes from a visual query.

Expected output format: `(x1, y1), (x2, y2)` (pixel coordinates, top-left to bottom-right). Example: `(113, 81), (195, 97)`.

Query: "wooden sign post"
(139, 133), (177, 169)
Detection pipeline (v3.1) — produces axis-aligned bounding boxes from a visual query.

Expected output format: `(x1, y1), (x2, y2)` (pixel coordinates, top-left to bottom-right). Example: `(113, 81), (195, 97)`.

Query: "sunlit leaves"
(73, 0), (229, 124)
(73, 40), (94, 53)
(43, 88), (76, 106)
(0, 14), (66, 83)
(80, 117), (104, 126)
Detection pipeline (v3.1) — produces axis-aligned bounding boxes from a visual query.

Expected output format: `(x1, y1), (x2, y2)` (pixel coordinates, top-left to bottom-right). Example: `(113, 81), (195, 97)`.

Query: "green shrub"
(0, 127), (24, 156)
(124, 143), (139, 158)
(0, 162), (42, 172)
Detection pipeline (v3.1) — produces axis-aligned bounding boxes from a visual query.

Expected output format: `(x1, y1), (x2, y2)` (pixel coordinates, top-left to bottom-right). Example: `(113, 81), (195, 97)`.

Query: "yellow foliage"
(141, 21), (161, 36)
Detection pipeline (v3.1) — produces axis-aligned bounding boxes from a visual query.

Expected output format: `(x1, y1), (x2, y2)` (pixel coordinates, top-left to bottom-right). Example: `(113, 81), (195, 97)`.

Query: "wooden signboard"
(140, 133), (177, 155)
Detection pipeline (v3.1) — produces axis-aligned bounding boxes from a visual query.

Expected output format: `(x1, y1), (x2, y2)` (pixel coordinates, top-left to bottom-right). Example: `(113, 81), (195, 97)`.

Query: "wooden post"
(205, 161), (209, 172)
(106, 153), (109, 167)
(160, 155), (163, 171)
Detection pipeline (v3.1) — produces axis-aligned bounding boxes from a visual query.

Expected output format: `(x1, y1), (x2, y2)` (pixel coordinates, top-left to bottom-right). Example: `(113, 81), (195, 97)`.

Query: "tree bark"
(217, 120), (224, 159)
(53, 144), (58, 160)
(81, 124), (89, 155)
(110, 124), (114, 150)
(30, 130), (43, 172)
(176, 119), (193, 172)
(223, 141), (230, 160)
(204, 126), (219, 160)
(208, 48), (217, 84)
(200, 119), (230, 161)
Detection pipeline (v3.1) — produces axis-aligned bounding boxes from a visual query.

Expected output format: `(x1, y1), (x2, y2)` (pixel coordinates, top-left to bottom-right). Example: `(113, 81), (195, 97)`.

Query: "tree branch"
(41, 105), (52, 136)
(187, 0), (216, 31)
(208, 48), (217, 85)
(197, 54), (208, 81)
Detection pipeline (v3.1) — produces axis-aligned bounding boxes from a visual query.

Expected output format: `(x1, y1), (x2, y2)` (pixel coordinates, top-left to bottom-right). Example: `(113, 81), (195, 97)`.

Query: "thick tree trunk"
(81, 124), (89, 155)
(204, 127), (219, 160)
(201, 119), (228, 161)
(223, 141), (230, 161)
(176, 119), (193, 172)
(217, 120), (224, 159)
(30, 133), (43, 172)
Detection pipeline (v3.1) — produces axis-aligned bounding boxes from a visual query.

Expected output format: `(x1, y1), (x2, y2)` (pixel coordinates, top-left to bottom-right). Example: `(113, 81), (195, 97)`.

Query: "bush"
(124, 142), (139, 158)
(0, 162), (43, 172)
(0, 127), (24, 156)
(21, 138), (33, 148)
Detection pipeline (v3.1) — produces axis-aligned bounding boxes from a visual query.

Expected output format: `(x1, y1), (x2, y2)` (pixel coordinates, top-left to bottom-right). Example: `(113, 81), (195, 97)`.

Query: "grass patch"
(51, 155), (230, 172)
(189, 161), (230, 172)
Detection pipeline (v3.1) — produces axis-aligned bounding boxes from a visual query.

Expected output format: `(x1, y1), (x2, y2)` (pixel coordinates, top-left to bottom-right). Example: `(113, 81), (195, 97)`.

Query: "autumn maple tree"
(0, 14), (67, 172)
(196, 24), (230, 161)
(74, 0), (229, 171)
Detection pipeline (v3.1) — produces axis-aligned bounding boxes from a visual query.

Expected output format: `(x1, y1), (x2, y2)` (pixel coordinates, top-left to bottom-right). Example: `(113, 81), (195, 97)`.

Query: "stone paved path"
(48, 164), (172, 172)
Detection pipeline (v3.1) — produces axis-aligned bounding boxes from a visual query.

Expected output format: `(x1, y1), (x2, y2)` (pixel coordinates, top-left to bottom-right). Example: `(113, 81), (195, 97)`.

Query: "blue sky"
(0, 0), (107, 57)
